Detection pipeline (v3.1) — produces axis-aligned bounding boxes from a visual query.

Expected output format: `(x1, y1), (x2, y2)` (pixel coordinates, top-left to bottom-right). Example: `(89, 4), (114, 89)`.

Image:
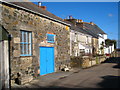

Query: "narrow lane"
(12, 56), (120, 89)
(48, 57), (120, 88)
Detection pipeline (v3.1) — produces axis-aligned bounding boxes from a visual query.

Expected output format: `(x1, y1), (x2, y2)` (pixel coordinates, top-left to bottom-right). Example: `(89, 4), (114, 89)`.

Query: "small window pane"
(24, 44), (26, 54)
(26, 32), (28, 43)
(20, 44), (24, 54)
(28, 33), (31, 43)
(20, 32), (22, 42)
(28, 44), (31, 54)
(20, 31), (32, 56)
(47, 34), (55, 43)
(24, 32), (26, 42)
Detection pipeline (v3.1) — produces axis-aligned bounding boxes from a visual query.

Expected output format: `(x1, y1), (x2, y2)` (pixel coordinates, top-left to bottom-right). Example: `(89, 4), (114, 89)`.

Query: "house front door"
(39, 47), (54, 75)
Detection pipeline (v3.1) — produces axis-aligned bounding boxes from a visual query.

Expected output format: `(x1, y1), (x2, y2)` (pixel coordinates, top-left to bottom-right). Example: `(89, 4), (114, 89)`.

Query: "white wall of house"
(102, 34), (115, 54)
(79, 34), (86, 43)
(88, 36), (92, 44)
(111, 44), (114, 52)
(98, 34), (106, 54)
(104, 44), (114, 54)
(79, 43), (85, 49)
(103, 34), (109, 54)
(109, 46), (112, 54)
(104, 47), (109, 54)
(70, 31), (74, 56)
(103, 34), (107, 40)
(70, 29), (93, 56)
(98, 36), (104, 48)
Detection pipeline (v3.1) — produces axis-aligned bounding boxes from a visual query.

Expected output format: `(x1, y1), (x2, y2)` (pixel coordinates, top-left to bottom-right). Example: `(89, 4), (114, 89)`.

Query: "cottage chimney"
(69, 15), (73, 19)
(90, 22), (94, 25)
(38, 1), (47, 10)
(38, 1), (42, 6)
(79, 19), (83, 23)
(76, 19), (84, 28)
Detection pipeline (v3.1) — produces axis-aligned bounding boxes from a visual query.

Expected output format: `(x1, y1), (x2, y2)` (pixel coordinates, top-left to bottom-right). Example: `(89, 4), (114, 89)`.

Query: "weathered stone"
(13, 50), (20, 57)
(11, 80), (15, 86)
(14, 37), (20, 43)
(1, 3), (70, 85)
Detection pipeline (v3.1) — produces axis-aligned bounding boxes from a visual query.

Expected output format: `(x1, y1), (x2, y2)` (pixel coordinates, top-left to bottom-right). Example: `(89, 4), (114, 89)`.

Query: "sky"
(30, 0), (119, 2)
(32, 2), (119, 48)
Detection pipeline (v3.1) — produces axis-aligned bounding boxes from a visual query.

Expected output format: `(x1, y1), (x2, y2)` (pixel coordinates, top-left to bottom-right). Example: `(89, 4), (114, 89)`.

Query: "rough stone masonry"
(1, 2), (70, 85)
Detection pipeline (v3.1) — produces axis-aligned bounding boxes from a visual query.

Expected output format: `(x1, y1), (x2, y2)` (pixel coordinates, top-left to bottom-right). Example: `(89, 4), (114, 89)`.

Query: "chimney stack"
(76, 19), (84, 28)
(40, 6), (47, 10)
(69, 15), (73, 19)
(38, 1), (47, 10)
(79, 19), (83, 23)
(90, 22), (94, 25)
(76, 19), (83, 23)
(38, 1), (42, 6)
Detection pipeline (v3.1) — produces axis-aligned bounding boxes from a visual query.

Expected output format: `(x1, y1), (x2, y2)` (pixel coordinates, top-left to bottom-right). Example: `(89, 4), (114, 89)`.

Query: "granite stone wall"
(1, 4), (70, 85)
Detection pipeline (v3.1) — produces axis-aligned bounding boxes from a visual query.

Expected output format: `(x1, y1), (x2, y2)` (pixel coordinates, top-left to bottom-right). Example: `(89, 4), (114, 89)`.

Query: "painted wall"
(70, 30), (93, 56)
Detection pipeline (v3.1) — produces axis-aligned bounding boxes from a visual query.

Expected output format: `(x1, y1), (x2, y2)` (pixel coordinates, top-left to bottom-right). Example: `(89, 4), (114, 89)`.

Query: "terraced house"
(0, 0), (71, 86)
(64, 18), (95, 56)
(77, 21), (107, 55)
(65, 17), (107, 55)
(0, 0), (114, 89)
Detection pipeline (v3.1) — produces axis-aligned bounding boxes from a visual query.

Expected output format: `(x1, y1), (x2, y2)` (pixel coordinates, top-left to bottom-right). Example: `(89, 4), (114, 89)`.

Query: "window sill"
(20, 55), (32, 57)
(47, 41), (55, 43)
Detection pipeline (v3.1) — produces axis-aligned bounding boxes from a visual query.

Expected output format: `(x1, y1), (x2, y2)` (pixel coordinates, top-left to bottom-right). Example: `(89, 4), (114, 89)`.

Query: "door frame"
(39, 46), (55, 75)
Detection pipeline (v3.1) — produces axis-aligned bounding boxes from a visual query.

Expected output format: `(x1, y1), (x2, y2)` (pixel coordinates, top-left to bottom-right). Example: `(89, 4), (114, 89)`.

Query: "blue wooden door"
(40, 47), (54, 75)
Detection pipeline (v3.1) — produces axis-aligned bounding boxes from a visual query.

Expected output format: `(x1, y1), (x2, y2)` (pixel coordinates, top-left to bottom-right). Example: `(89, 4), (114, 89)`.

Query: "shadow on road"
(102, 57), (120, 69)
(98, 57), (120, 88)
(98, 75), (120, 88)
(102, 57), (120, 64)
(113, 64), (120, 69)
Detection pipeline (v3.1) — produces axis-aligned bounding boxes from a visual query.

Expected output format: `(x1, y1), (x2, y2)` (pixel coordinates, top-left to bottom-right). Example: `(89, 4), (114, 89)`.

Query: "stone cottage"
(0, 1), (71, 85)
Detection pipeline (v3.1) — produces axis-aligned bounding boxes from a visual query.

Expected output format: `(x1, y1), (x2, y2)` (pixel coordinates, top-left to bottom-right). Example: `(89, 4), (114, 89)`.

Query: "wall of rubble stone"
(1, 4), (70, 85)
(70, 55), (106, 69)
(81, 56), (106, 68)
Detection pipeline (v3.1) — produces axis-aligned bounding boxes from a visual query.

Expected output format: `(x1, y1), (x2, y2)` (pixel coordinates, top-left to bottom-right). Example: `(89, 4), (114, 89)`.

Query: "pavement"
(11, 55), (120, 89)
(11, 68), (81, 88)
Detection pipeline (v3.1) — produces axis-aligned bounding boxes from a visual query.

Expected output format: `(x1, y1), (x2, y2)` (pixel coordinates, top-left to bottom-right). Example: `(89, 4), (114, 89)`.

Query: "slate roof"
(64, 19), (103, 38)
(84, 23), (106, 35)
(2, 1), (70, 26)
(65, 21), (91, 35)
(80, 26), (98, 38)
(12, 2), (64, 21)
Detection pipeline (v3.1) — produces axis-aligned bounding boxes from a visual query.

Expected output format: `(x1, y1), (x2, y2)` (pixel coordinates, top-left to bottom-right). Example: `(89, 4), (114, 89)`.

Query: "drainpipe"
(8, 34), (12, 90)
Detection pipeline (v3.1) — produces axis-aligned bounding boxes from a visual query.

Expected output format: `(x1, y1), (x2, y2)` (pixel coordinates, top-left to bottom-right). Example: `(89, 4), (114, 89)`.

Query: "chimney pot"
(38, 2), (47, 10)
(90, 22), (94, 25)
(38, 1), (42, 6)
(40, 6), (46, 10)
(69, 15), (73, 19)
(79, 19), (83, 22)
